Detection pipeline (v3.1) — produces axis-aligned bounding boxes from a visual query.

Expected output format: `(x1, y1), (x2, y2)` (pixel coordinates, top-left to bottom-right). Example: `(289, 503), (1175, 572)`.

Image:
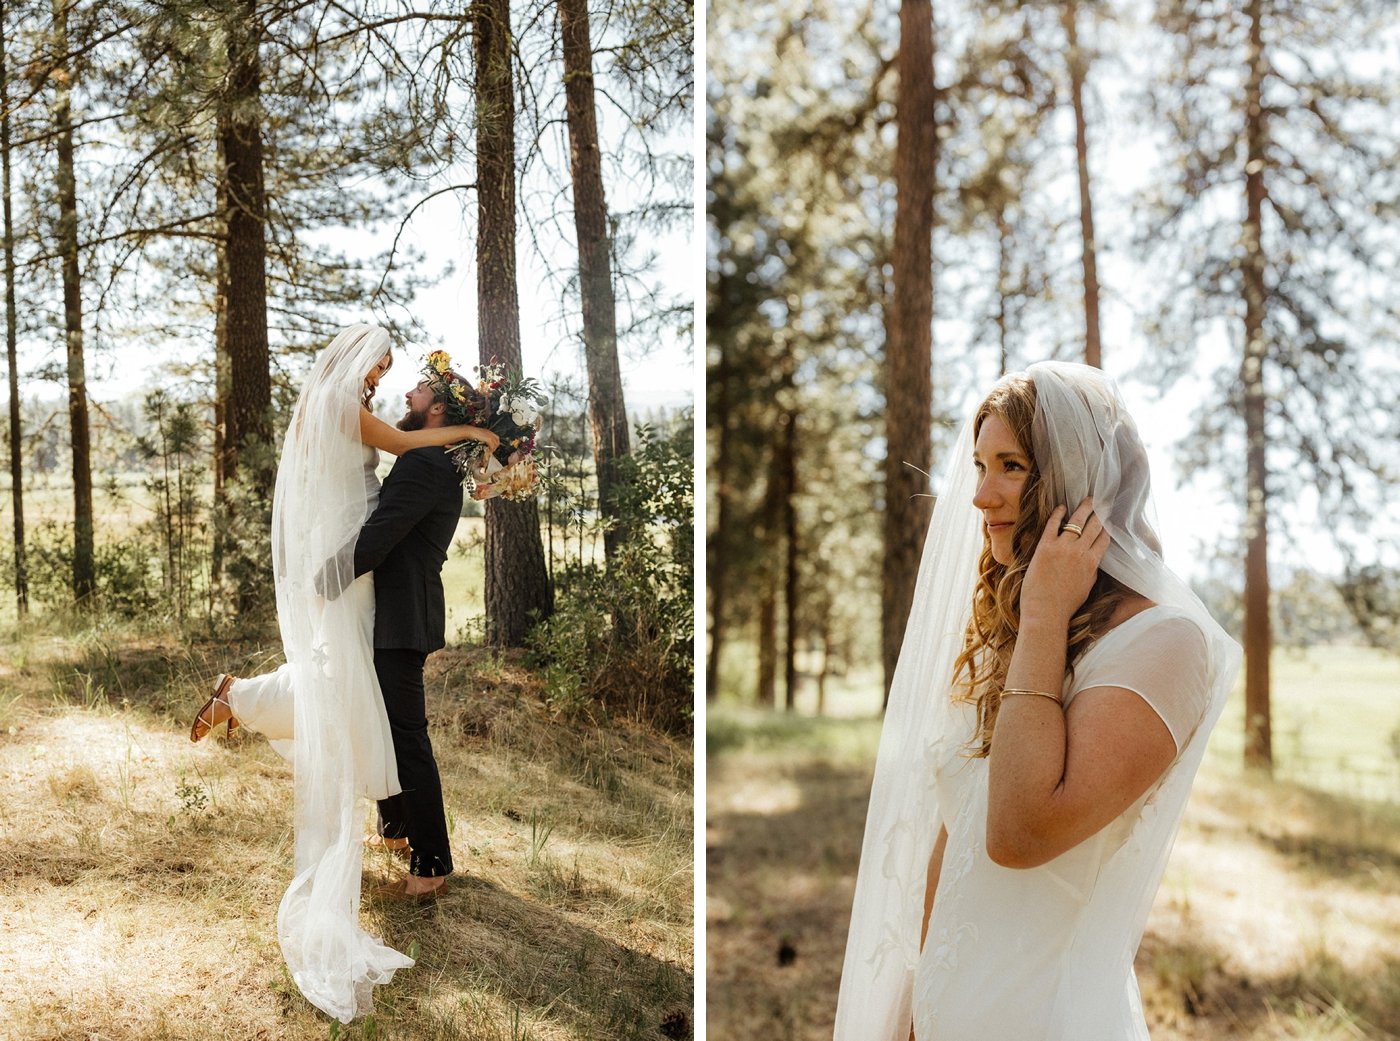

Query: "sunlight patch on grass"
(707, 704), (882, 766)
(1206, 645), (1400, 802)
(0, 635), (691, 1040)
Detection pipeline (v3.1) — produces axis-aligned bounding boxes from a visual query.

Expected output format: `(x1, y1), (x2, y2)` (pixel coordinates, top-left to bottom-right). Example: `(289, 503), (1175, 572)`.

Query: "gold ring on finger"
(1061, 523), (1084, 537)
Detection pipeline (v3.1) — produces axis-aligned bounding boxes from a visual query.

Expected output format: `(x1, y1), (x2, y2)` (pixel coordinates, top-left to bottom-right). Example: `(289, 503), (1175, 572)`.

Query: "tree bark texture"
(218, 0), (270, 485)
(52, 0), (93, 603)
(1063, 0), (1102, 368)
(1, 0), (25, 615)
(476, 0), (552, 647)
(559, 0), (631, 564)
(881, 0), (936, 706)
(1241, 0), (1272, 769)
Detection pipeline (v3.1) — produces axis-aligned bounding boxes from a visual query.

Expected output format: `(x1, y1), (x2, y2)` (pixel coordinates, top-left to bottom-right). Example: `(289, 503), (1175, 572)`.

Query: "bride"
(834, 362), (1241, 1040)
(187, 324), (497, 1022)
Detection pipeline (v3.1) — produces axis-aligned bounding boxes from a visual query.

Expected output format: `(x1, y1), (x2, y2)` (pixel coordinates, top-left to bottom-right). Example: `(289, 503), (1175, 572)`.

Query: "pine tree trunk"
(756, 433), (784, 708)
(756, 578), (776, 708)
(219, 0), (270, 482)
(476, 0), (552, 646)
(996, 205), (1010, 375)
(211, 130), (230, 594)
(52, 0), (93, 604)
(0, 0), (25, 616)
(706, 351), (730, 701)
(1241, 0), (1272, 770)
(882, 0), (936, 707)
(559, 0), (630, 564)
(217, 0), (272, 613)
(1063, 0), (1102, 368)
(782, 408), (798, 712)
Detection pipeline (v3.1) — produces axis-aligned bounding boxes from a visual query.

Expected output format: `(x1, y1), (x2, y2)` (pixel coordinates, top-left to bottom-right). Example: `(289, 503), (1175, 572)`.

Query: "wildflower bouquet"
(421, 351), (547, 500)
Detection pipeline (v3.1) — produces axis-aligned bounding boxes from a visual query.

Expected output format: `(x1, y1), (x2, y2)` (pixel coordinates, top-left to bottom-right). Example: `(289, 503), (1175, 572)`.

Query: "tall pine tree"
(50, 0), (93, 603)
(1145, 0), (1400, 768)
(881, 0), (936, 705)
(559, 0), (631, 565)
(476, 0), (552, 646)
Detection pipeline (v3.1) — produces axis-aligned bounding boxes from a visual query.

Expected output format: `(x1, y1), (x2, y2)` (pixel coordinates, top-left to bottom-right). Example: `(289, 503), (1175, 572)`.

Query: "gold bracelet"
(1000, 687), (1062, 706)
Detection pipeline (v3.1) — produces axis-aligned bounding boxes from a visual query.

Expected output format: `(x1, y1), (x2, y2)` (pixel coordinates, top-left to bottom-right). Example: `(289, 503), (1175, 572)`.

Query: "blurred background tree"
(705, 0), (1400, 772)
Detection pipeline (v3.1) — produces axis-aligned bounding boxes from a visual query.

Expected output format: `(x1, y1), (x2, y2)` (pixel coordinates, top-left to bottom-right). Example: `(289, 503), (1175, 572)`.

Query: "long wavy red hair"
(952, 374), (1134, 758)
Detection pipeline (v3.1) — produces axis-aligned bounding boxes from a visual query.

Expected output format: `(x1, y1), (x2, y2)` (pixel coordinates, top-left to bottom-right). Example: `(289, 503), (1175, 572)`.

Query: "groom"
(353, 363), (496, 898)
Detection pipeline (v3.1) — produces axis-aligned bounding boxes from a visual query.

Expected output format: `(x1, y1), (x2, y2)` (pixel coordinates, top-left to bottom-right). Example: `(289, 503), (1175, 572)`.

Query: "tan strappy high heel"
(189, 674), (240, 742)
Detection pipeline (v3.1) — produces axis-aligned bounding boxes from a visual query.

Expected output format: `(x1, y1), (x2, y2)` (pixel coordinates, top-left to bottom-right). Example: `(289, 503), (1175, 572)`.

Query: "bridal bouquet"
(422, 350), (547, 500)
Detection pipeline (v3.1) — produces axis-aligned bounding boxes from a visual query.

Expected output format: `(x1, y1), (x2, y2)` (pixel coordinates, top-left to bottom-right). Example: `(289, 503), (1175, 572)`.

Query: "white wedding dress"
(912, 607), (1210, 1040)
(221, 328), (413, 1023)
(227, 444), (397, 794)
(834, 363), (1241, 1041)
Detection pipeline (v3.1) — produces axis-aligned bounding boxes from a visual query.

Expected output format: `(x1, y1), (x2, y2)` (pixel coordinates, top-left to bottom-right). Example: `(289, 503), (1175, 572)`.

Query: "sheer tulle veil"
(833, 361), (1242, 1040)
(270, 324), (413, 1021)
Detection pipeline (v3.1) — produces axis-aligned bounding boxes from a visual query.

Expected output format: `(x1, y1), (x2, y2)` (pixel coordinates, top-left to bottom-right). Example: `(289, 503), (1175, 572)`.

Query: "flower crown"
(421, 350), (484, 425)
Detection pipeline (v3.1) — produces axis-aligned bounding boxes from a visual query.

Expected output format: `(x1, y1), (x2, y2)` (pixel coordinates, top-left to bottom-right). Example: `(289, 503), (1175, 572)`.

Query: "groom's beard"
(397, 407), (429, 431)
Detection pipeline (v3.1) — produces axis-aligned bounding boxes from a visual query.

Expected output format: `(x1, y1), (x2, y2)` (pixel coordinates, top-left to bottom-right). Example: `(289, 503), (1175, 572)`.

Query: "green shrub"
(19, 521), (160, 618)
(529, 418), (694, 733)
(214, 436), (278, 619)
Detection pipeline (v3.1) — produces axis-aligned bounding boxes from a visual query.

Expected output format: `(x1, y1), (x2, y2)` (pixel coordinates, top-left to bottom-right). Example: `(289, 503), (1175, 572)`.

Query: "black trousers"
(374, 648), (453, 878)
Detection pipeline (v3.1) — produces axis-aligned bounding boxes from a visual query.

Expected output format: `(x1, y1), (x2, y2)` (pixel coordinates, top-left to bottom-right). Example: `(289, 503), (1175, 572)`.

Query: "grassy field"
(0, 618), (693, 1040)
(0, 467), (588, 646)
(707, 645), (1400, 1041)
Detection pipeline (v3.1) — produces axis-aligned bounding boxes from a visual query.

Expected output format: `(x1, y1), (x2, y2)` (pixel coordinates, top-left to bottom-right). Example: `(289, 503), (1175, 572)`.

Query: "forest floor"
(708, 646), (1400, 1041)
(0, 619), (693, 1041)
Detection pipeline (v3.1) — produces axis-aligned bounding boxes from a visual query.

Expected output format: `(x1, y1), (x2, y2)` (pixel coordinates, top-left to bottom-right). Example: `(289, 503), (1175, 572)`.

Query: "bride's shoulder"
(1086, 602), (1207, 665)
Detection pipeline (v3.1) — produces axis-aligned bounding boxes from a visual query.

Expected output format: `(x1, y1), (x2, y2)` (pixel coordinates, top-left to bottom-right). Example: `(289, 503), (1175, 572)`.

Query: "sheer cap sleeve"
(1067, 609), (1211, 754)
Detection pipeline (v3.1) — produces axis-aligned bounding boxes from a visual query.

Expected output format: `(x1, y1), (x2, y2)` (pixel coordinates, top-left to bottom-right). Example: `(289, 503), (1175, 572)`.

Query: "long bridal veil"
(269, 324), (413, 1021)
(834, 362), (1241, 1041)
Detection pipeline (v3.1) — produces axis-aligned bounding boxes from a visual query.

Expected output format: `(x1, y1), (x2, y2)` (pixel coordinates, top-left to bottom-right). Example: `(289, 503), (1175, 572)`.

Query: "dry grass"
(707, 646), (1400, 1041)
(0, 622), (693, 1041)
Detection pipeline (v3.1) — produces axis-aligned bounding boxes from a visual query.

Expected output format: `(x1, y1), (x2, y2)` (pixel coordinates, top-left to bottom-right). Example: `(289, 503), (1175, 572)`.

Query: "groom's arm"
(353, 449), (442, 578)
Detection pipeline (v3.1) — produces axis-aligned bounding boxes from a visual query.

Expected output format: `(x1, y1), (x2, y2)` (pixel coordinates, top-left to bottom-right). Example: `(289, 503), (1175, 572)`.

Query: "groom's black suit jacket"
(353, 446), (463, 653)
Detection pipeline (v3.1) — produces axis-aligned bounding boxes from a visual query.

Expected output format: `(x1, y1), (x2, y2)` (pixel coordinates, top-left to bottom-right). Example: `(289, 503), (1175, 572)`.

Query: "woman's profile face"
(972, 412), (1032, 566)
(364, 351), (392, 393)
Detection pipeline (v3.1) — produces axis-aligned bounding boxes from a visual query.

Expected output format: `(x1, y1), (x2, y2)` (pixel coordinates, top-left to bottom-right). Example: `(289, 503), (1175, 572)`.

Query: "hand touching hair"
(953, 373), (1139, 758)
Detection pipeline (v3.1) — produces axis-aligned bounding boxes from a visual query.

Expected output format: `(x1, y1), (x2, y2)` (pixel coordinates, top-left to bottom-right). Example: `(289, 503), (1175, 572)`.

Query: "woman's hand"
(464, 425), (501, 454)
(1019, 497), (1110, 628)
